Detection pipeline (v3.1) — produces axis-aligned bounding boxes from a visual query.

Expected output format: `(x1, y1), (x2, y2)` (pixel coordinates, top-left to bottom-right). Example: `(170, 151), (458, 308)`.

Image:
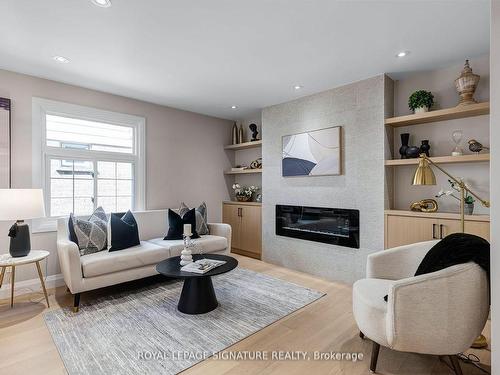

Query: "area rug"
(44, 268), (324, 375)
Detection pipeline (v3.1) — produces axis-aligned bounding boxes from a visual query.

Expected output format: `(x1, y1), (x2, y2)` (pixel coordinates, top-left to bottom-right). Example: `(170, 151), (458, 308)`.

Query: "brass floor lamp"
(412, 153), (490, 349)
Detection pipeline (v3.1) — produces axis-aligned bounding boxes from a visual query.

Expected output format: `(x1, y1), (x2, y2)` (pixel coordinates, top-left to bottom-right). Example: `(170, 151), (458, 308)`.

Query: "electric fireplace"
(276, 205), (359, 249)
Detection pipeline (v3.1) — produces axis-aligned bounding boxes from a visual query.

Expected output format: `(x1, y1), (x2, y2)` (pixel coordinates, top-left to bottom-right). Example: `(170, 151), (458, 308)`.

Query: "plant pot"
(236, 195), (251, 202)
(414, 106), (429, 113)
(464, 203), (474, 215)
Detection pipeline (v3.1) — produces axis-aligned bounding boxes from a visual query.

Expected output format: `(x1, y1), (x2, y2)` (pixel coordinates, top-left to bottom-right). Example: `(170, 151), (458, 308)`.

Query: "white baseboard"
(0, 273), (66, 300)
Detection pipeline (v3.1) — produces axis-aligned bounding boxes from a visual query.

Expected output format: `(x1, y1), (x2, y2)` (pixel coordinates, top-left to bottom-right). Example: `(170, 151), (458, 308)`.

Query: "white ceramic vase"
(414, 106), (429, 114)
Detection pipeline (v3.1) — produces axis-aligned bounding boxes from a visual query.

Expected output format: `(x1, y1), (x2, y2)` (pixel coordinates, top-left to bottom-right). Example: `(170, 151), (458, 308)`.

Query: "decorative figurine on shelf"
(468, 139), (489, 154)
(249, 123), (259, 141)
(399, 133), (410, 159)
(410, 199), (438, 213)
(451, 130), (464, 156)
(250, 157), (262, 169)
(420, 140), (431, 157)
(180, 224), (194, 266)
(232, 122), (239, 144)
(455, 59), (480, 106)
(238, 123), (244, 144)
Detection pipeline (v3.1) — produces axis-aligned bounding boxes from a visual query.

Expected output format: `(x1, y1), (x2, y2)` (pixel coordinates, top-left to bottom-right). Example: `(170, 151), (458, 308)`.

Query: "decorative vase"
(236, 195), (251, 202)
(406, 146), (420, 159)
(238, 124), (244, 144)
(455, 60), (480, 106)
(414, 106), (429, 113)
(420, 140), (431, 157)
(399, 133), (410, 159)
(232, 123), (239, 144)
(464, 203), (474, 215)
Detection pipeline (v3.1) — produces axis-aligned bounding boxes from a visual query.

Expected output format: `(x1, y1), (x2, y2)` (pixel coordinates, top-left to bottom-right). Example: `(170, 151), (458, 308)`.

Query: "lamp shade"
(412, 158), (436, 186)
(0, 189), (46, 221)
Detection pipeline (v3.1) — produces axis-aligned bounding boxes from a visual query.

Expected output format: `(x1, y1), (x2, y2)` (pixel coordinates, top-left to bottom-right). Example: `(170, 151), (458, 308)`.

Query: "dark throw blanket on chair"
(384, 233), (490, 302)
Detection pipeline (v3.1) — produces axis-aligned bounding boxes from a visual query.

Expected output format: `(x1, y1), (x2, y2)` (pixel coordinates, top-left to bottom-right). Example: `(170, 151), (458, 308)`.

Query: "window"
(32, 98), (145, 222)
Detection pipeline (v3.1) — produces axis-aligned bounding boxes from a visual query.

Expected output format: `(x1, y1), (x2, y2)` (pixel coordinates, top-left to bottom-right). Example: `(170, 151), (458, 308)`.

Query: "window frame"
(32, 98), (146, 232)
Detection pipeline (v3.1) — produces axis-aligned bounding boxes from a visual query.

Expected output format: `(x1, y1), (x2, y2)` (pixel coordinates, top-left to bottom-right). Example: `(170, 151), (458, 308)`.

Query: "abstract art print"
(282, 126), (341, 177)
(0, 98), (11, 188)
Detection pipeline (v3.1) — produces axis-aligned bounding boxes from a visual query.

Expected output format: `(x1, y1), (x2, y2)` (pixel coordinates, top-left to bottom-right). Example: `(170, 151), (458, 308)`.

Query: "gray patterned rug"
(44, 268), (324, 375)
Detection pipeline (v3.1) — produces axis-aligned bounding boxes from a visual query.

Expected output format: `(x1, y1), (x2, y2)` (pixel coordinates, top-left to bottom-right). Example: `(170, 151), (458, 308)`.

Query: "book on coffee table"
(181, 259), (227, 274)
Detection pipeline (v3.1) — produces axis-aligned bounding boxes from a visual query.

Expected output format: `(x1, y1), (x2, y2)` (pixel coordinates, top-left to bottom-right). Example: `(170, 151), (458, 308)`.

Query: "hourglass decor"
(451, 130), (464, 157)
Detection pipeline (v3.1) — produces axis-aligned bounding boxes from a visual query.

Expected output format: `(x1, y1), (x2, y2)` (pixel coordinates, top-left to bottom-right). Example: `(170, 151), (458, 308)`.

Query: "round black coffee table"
(156, 254), (238, 314)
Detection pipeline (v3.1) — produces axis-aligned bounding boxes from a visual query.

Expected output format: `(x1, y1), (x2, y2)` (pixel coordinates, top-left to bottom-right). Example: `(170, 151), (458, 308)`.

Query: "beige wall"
(391, 56), (490, 214)
(0, 69), (234, 284)
(490, 1), (499, 372)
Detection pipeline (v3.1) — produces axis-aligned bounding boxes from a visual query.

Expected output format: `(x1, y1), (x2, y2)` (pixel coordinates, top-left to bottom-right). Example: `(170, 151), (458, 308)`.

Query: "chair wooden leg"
(359, 331), (365, 339)
(73, 293), (81, 313)
(370, 341), (380, 373)
(449, 355), (463, 375)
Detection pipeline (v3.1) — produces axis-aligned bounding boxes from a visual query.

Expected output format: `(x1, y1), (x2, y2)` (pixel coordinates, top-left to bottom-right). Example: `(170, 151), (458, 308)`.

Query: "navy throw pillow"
(164, 208), (199, 240)
(109, 210), (140, 251)
(68, 213), (78, 244)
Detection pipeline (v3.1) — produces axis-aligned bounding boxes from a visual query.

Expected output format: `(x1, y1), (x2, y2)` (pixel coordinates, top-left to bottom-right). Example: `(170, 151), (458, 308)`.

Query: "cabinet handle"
(439, 224), (444, 239)
(240, 208), (243, 217)
(238, 208), (242, 217)
(432, 224), (437, 239)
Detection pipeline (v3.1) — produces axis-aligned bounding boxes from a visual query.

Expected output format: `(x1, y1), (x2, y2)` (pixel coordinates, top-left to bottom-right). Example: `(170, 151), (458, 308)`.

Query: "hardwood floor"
(0, 254), (491, 375)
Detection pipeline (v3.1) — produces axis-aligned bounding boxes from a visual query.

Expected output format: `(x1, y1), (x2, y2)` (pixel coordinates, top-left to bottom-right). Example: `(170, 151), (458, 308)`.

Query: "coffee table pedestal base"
(178, 276), (218, 314)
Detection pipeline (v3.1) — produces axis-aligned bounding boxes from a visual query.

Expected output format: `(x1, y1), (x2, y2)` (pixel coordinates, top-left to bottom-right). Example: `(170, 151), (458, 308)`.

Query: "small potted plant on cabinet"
(408, 90), (435, 113)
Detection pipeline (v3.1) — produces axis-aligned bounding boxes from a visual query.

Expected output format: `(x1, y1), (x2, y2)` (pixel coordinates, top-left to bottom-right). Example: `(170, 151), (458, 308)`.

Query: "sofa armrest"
(386, 263), (489, 354)
(366, 240), (438, 280)
(208, 223), (232, 252)
(57, 218), (84, 293)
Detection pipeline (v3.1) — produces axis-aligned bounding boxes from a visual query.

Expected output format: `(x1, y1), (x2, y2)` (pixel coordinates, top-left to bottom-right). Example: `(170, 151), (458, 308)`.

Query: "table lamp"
(412, 154), (490, 349)
(0, 189), (46, 257)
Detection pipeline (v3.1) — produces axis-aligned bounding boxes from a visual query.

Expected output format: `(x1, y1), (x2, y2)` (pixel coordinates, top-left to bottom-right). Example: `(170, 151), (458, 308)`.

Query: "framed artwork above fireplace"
(282, 126), (342, 177)
(0, 97), (11, 188)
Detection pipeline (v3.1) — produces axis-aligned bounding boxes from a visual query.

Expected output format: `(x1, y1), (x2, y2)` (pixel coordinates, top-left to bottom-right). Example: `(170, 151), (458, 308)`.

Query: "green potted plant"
(408, 90), (435, 113)
(435, 179), (476, 215)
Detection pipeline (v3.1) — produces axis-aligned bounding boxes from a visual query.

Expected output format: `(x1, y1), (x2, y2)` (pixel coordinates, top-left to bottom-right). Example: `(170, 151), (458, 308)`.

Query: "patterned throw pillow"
(179, 202), (209, 235)
(72, 207), (108, 256)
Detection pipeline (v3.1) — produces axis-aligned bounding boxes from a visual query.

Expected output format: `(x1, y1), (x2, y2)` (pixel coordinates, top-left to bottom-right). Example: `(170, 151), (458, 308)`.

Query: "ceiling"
(0, 0), (490, 120)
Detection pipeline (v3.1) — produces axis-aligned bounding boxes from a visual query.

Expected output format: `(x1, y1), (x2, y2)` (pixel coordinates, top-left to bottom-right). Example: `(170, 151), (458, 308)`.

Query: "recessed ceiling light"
(53, 55), (70, 64)
(231, 105), (238, 109)
(91, 0), (112, 8)
(294, 85), (303, 90)
(397, 51), (409, 58)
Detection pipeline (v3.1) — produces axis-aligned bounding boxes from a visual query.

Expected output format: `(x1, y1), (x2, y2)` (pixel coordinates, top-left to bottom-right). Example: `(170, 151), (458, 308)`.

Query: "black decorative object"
(165, 208), (199, 240)
(406, 146), (421, 159)
(249, 123), (259, 141)
(399, 133), (410, 159)
(420, 140), (431, 156)
(8, 221), (31, 257)
(276, 205), (359, 249)
(109, 211), (140, 251)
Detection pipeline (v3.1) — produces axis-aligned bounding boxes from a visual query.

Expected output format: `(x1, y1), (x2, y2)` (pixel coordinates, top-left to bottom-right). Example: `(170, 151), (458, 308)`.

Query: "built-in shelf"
(385, 153), (490, 166)
(224, 169), (262, 175)
(224, 140), (262, 150)
(223, 200), (262, 206)
(384, 209), (490, 222)
(385, 102), (489, 127)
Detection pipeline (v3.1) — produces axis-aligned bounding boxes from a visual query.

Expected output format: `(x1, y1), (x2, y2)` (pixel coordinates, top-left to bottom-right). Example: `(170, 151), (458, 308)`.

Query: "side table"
(0, 250), (50, 308)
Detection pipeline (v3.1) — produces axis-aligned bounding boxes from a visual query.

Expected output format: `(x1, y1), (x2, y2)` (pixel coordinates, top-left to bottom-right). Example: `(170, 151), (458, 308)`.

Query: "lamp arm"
(423, 155), (491, 208)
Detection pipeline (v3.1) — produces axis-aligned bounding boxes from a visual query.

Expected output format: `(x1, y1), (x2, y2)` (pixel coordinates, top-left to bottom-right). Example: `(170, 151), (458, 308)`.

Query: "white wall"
(0, 69), (234, 284)
(391, 56), (490, 214)
(261, 75), (386, 284)
(490, 1), (499, 372)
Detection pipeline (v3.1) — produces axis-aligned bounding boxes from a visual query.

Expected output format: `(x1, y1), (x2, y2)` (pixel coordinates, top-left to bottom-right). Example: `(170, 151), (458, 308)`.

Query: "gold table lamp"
(412, 154), (490, 348)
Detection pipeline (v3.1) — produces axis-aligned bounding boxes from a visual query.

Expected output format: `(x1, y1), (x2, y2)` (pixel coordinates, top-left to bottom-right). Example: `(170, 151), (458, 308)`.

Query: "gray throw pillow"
(72, 207), (108, 256)
(179, 202), (209, 235)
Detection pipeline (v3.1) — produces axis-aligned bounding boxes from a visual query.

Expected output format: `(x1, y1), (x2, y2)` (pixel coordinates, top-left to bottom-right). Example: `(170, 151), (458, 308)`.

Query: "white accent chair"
(57, 209), (231, 312)
(353, 240), (489, 375)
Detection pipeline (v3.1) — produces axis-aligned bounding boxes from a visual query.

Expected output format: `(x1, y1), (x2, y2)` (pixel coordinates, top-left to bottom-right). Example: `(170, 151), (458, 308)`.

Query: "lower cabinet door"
(222, 204), (241, 249)
(386, 215), (437, 248)
(239, 206), (262, 257)
(465, 221), (490, 241)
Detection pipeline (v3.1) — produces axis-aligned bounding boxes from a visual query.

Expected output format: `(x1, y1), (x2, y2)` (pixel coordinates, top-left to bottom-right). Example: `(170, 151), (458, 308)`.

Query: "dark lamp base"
(9, 221), (31, 257)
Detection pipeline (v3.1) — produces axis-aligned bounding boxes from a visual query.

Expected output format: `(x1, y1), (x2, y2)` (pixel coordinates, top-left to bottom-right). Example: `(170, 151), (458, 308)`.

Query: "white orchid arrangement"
(232, 183), (259, 197)
(436, 179), (475, 204)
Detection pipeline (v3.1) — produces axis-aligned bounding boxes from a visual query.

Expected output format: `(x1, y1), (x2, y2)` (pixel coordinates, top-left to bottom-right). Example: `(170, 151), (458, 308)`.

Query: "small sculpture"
(238, 124), (244, 144)
(250, 157), (262, 169)
(420, 140), (431, 157)
(455, 60), (480, 106)
(410, 199), (438, 213)
(232, 122), (239, 144)
(249, 123), (259, 141)
(468, 139), (489, 154)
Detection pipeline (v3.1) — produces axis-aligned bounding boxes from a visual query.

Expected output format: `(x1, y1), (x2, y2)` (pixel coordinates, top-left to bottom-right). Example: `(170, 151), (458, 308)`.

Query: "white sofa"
(353, 241), (489, 374)
(57, 209), (231, 311)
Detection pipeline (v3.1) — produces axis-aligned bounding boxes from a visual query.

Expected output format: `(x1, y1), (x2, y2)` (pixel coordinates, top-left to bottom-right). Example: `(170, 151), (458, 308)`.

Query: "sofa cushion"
(81, 241), (168, 278)
(164, 208), (199, 240)
(352, 278), (395, 347)
(109, 211), (140, 252)
(72, 207), (108, 256)
(148, 235), (227, 257)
